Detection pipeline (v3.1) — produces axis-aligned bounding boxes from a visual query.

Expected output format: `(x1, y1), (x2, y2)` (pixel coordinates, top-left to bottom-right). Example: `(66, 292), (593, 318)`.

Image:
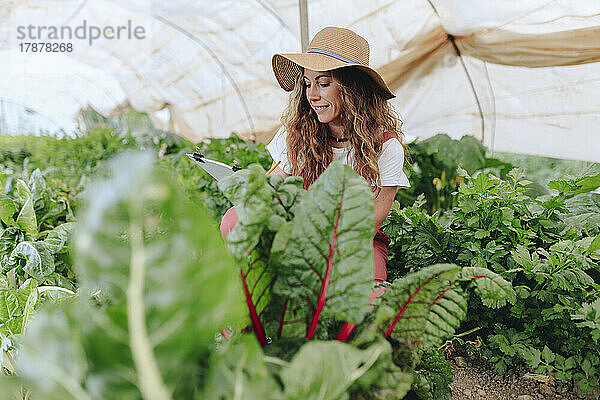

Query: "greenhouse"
(1, 1), (599, 399)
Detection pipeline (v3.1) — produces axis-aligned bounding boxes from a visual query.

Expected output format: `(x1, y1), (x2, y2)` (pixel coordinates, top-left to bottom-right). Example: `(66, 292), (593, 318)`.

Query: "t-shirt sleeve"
(378, 138), (410, 187)
(266, 126), (293, 174)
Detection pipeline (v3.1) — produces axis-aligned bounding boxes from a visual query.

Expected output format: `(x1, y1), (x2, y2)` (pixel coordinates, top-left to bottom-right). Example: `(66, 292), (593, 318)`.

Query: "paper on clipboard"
(186, 152), (241, 181)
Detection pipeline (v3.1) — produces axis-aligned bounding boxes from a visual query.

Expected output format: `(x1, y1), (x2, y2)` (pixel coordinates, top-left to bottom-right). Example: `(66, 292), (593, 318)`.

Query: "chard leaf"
(459, 266), (516, 308)
(15, 302), (92, 400)
(219, 168), (304, 345)
(280, 340), (391, 400)
(380, 264), (460, 341)
(423, 285), (468, 347)
(13, 152), (245, 399)
(350, 304), (395, 347)
(0, 278), (38, 336)
(14, 179), (31, 206)
(0, 193), (17, 225)
(18, 278), (38, 331)
(0, 227), (24, 268)
(203, 335), (280, 399)
(274, 162), (374, 338)
(218, 164), (273, 258)
(43, 222), (75, 254)
(240, 252), (274, 346)
(9, 241), (55, 282)
(263, 295), (308, 340)
(348, 341), (413, 400)
(218, 168), (304, 258)
(16, 197), (37, 240)
(0, 289), (19, 331)
(27, 169), (47, 203)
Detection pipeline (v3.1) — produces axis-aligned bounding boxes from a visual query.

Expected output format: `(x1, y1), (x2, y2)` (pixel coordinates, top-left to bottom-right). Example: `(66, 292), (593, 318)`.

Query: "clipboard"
(186, 150), (242, 181)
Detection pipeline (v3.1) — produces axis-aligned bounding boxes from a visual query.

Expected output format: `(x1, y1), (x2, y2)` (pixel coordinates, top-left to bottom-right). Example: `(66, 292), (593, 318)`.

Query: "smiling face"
(303, 69), (344, 126)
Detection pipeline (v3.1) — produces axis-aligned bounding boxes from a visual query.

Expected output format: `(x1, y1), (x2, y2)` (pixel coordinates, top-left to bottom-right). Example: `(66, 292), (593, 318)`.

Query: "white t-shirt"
(266, 126), (410, 187)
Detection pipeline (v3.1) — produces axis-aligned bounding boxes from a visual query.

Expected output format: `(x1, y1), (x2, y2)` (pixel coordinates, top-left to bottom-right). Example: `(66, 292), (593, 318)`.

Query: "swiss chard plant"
(1, 169), (75, 289)
(217, 161), (515, 399)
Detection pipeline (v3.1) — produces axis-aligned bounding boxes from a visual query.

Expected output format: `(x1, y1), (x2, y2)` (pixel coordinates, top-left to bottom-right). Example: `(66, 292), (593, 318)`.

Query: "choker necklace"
(328, 135), (349, 142)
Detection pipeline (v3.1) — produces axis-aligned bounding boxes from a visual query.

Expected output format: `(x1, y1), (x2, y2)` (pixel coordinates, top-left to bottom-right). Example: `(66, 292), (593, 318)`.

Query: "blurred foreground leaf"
(7, 152), (244, 399)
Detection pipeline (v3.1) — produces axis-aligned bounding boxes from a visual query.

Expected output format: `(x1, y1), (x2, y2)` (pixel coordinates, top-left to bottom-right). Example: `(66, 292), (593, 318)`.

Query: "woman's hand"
(374, 186), (397, 232)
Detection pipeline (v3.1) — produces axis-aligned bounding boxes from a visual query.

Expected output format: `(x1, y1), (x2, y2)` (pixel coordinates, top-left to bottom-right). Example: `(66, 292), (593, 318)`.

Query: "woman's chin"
(317, 115), (331, 124)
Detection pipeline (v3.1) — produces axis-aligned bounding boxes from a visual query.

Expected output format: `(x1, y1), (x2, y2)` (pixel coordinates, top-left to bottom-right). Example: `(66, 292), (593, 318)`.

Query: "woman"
(221, 26), (410, 282)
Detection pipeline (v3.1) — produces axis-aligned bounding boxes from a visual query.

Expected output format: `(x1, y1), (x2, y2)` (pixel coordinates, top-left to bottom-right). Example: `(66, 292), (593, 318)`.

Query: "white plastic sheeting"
(0, 0), (599, 161)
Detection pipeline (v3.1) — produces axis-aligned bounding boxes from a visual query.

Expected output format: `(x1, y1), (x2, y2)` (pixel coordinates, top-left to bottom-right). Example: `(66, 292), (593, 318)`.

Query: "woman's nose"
(307, 84), (320, 100)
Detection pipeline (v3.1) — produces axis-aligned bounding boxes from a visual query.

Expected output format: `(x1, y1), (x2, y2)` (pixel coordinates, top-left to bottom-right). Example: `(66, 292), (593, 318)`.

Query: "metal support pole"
(299, 0), (309, 51)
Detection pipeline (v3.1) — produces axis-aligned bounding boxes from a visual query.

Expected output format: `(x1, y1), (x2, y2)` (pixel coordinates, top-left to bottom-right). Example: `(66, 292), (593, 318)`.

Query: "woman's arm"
(374, 186), (397, 232)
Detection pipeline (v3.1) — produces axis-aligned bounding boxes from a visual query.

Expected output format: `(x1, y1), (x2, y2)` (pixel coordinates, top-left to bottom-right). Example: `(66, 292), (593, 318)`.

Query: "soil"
(447, 355), (599, 400)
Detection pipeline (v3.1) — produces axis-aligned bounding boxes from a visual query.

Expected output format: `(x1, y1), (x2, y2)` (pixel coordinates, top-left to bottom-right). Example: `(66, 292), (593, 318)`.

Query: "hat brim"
(272, 53), (395, 100)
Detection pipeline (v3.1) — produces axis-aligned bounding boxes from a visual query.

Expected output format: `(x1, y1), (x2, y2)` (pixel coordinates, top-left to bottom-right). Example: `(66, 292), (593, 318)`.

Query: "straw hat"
(272, 26), (395, 100)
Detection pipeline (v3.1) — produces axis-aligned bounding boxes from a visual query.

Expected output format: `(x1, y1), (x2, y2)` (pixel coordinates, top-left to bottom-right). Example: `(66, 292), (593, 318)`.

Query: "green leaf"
(0, 289), (19, 326)
(275, 162), (375, 335)
(422, 286), (468, 347)
(588, 234), (600, 254)
(27, 168), (47, 203)
(280, 340), (397, 400)
(0, 194), (17, 225)
(542, 345), (555, 363)
(459, 267), (516, 308)
(514, 285), (531, 299)
(202, 335), (281, 399)
(218, 164), (274, 258)
(14, 179), (31, 205)
(43, 222), (75, 254)
(12, 152), (246, 399)
(549, 172), (600, 197)
(0, 227), (24, 267)
(511, 245), (532, 267)
(9, 241), (55, 282)
(16, 197), (37, 240)
(459, 197), (477, 213)
(380, 264), (460, 341)
(412, 347), (454, 400)
(19, 279), (39, 331)
(417, 134), (486, 174)
(562, 194), (600, 236)
(0, 278), (38, 336)
(564, 356), (577, 371)
(219, 169), (305, 344)
(349, 339), (414, 399)
(521, 347), (541, 368)
(474, 229), (490, 239)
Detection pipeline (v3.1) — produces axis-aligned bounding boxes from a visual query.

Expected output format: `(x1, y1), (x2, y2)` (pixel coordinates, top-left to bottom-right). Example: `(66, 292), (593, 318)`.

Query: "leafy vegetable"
(218, 166), (304, 345)
(7, 152), (245, 399)
(274, 161), (374, 338)
(380, 264), (459, 340)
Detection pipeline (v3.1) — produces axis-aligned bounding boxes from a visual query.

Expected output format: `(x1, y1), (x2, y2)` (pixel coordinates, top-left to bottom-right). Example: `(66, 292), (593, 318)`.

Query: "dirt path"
(448, 356), (597, 400)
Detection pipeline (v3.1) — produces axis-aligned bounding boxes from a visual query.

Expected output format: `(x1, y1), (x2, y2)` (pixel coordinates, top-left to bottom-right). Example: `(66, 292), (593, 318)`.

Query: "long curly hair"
(281, 67), (403, 189)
